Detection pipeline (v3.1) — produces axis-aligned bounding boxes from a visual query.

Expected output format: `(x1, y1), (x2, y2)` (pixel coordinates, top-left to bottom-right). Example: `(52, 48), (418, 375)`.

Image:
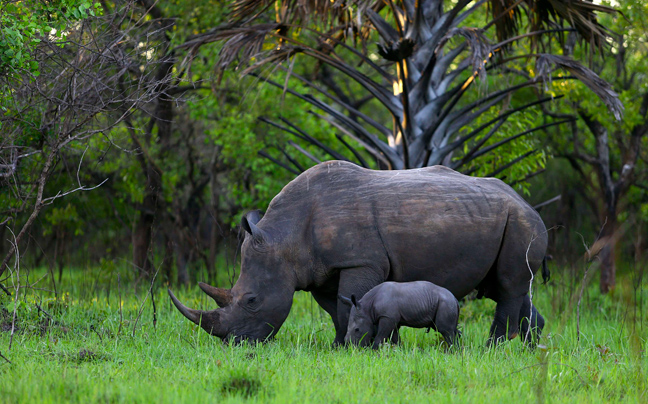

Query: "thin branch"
(0, 351), (11, 364)
(486, 149), (539, 178)
(257, 150), (301, 175)
(132, 263), (161, 337)
(533, 195), (562, 211)
(41, 179), (109, 206)
(8, 226), (20, 351)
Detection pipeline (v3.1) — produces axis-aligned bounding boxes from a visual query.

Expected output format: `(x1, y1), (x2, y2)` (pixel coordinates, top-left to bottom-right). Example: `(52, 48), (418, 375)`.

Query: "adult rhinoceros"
(169, 160), (548, 346)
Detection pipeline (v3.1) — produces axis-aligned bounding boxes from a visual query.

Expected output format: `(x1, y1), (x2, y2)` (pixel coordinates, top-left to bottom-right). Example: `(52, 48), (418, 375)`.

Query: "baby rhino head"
(339, 294), (375, 347)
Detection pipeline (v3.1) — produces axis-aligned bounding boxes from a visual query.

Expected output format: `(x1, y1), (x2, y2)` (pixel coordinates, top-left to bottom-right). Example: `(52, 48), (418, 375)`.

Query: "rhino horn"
(198, 282), (232, 307)
(168, 289), (226, 338)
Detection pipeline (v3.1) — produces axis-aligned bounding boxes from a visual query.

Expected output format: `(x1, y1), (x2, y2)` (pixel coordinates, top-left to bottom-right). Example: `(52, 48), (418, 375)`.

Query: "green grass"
(1, 267), (646, 403)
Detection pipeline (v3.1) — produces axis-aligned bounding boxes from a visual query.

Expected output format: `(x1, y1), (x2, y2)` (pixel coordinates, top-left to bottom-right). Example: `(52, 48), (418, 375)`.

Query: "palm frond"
(487, 0), (523, 44)
(198, 24), (288, 81)
(257, 150), (301, 174)
(486, 0), (617, 50)
(437, 27), (491, 78)
(533, 0), (616, 50)
(485, 149), (539, 178)
(536, 54), (623, 120)
(230, 0), (375, 25)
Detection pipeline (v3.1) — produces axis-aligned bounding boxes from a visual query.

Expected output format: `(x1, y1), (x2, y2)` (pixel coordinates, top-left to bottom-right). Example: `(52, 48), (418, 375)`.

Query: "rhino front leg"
(372, 317), (398, 350)
(311, 289), (343, 346)
(336, 267), (384, 346)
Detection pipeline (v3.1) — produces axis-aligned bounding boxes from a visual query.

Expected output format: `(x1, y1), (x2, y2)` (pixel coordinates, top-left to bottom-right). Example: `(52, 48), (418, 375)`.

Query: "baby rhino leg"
(434, 298), (460, 347)
(390, 327), (400, 345)
(372, 317), (398, 350)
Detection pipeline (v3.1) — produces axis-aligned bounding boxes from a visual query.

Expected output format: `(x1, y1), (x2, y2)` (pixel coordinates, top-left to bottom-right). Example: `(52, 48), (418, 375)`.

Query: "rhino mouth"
(228, 332), (275, 345)
(231, 335), (257, 345)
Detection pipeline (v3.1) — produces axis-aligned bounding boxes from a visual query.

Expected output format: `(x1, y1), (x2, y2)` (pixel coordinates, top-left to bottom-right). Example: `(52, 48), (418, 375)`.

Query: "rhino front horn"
(198, 282), (233, 308)
(168, 289), (225, 338)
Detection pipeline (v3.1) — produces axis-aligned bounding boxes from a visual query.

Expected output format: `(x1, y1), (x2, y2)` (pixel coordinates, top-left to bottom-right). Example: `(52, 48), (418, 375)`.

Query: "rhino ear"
(241, 210), (267, 243)
(350, 294), (358, 307)
(338, 295), (353, 306)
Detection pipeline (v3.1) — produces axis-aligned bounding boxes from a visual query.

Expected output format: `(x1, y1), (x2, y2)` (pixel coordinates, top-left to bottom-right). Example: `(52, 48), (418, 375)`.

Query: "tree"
(1, 0), (342, 289)
(187, 0), (623, 189)
(545, 0), (648, 293)
(0, 1), (187, 289)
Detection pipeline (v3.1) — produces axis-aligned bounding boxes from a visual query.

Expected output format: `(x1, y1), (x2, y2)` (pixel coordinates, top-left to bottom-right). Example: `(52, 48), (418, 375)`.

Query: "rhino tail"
(542, 256), (550, 284)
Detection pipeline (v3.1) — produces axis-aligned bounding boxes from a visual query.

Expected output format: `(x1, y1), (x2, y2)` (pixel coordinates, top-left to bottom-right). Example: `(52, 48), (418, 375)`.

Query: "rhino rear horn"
(199, 282), (233, 307)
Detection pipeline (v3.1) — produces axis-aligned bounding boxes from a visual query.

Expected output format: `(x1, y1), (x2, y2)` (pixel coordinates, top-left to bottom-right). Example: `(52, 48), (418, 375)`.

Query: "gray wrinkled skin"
(169, 161), (548, 347)
(343, 281), (460, 349)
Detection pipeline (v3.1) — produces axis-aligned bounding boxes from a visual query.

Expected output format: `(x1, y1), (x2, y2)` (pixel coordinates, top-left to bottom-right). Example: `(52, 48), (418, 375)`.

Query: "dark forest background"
(1, 0), (646, 296)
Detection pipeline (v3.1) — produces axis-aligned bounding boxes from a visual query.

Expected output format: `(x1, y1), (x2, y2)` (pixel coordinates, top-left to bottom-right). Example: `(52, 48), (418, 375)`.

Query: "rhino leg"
(390, 327), (400, 345)
(311, 289), (343, 346)
(487, 295), (524, 347)
(486, 211), (546, 347)
(372, 317), (398, 350)
(336, 267), (384, 346)
(518, 294), (545, 346)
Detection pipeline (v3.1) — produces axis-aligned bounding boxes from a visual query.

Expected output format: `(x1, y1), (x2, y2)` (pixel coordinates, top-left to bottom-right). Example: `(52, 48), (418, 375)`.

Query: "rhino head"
(168, 210), (296, 343)
(340, 294), (375, 347)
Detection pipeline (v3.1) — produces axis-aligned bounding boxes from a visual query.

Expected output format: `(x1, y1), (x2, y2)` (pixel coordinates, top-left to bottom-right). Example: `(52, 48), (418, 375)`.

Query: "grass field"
(1, 266), (646, 403)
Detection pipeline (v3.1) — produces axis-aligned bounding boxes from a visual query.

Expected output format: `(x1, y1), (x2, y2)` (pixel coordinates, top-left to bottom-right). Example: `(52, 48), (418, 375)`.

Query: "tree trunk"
(133, 203), (154, 276)
(0, 225), (4, 258)
(174, 210), (190, 285)
(208, 167), (220, 282)
(162, 232), (174, 283)
(599, 210), (617, 294)
(133, 166), (161, 276)
(175, 234), (190, 285)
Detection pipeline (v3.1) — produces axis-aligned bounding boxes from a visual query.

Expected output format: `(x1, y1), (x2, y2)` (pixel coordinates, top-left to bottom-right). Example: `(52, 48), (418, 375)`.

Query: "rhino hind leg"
(487, 209), (547, 347)
(518, 294), (545, 347)
(487, 295), (524, 347)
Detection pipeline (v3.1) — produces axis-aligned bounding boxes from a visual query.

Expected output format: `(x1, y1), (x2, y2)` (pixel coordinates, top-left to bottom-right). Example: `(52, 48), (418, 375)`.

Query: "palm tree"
(177, 0), (622, 178)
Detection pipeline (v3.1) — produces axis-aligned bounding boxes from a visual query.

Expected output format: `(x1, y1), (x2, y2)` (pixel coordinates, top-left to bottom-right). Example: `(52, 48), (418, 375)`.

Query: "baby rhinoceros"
(340, 281), (460, 350)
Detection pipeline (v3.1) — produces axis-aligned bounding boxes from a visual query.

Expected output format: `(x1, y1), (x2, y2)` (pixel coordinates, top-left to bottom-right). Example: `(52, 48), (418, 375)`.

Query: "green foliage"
(42, 203), (84, 236)
(0, 0), (101, 76)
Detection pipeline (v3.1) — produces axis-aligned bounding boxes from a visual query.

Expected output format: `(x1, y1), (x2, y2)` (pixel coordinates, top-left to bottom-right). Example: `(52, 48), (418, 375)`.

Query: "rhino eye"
(248, 296), (257, 304)
(355, 328), (360, 333)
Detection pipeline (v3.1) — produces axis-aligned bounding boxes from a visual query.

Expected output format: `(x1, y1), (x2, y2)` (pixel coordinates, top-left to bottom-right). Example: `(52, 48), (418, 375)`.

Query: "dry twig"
(0, 351), (11, 364)
(132, 263), (161, 337)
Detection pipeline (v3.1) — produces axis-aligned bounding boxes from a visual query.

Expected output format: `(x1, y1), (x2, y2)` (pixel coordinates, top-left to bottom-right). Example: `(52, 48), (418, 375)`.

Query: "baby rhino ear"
(338, 295), (351, 306)
(338, 294), (360, 307)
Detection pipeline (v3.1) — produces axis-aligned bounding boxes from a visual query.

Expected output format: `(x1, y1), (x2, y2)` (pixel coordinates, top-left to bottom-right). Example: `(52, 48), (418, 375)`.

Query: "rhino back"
(366, 281), (452, 327)
(262, 161), (545, 298)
